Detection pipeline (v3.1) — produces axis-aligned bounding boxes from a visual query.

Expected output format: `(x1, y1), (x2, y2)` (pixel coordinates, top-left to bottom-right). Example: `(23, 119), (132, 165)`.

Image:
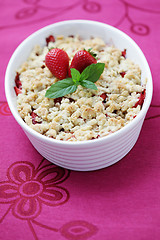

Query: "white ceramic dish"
(5, 20), (153, 171)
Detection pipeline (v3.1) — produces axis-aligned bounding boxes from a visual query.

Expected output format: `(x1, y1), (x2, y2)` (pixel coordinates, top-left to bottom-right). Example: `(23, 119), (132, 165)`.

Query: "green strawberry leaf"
(79, 63), (105, 83)
(87, 48), (98, 59)
(45, 78), (77, 98)
(80, 80), (98, 90)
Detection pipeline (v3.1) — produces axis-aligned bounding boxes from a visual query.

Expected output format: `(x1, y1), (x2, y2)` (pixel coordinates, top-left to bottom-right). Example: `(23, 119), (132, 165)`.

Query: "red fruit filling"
(133, 89), (146, 108)
(100, 93), (107, 101)
(46, 35), (55, 46)
(14, 72), (22, 95)
(121, 49), (126, 58)
(54, 97), (62, 104)
(91, 135), (100, 140)
(68, 98), (75, 102)
(15, 72), (22, 89)
(120, 71), (126, 78)
(30, 111), (41, 124)
(14, 86), (22, 96)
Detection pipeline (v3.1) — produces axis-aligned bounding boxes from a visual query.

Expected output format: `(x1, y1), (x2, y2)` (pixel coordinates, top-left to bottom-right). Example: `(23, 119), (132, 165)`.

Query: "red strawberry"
(45, 48), (69, 80)
(68, 49), (97, 77)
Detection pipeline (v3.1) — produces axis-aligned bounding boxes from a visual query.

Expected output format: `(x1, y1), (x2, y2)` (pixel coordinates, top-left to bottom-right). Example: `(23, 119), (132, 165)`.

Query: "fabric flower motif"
(0, 102), (11, 115)
(60, 220), (98, 240)
(0, 160), (98, 239)
(0, 160), (70, 220)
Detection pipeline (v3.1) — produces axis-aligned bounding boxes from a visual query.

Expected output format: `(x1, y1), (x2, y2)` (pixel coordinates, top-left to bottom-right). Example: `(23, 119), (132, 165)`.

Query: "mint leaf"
(45, 78), (77, 98)
(80, 80), (98, 90)
(45, 63), (105, 99)
(80, 63), (105, 83)
(71, 68), (81, 84)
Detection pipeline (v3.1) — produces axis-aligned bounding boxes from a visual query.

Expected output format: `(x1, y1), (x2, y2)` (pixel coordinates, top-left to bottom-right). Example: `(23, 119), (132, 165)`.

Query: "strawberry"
(68, 49), (97, 77)
(45, 48), (69, 80)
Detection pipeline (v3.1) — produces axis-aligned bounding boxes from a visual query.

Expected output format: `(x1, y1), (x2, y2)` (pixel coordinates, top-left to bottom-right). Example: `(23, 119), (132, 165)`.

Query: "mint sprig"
(45, 63), (105, 99)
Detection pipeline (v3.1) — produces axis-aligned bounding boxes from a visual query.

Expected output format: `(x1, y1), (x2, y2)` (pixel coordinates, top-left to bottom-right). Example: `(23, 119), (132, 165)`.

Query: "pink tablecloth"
(0, 1), (160, 239)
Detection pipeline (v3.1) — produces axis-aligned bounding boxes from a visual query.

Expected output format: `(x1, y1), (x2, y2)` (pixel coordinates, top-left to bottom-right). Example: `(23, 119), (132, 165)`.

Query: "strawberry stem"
(84, 48), (98, 60)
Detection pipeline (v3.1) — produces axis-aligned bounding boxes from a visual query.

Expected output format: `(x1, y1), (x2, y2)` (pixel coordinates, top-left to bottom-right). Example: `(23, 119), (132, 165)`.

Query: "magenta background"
(0, 1), (160, 240)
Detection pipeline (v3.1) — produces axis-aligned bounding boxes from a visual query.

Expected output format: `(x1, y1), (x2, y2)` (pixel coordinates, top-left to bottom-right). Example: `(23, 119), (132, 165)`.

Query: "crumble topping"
(15, 35), (145, 141)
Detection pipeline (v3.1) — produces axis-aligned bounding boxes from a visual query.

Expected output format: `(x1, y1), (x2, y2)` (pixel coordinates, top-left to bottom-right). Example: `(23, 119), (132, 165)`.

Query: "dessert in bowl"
(5, 20), (153, 171)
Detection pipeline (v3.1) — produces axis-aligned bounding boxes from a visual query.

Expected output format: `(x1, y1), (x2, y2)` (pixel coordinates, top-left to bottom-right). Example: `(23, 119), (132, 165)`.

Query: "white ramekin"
(5, 20), (153, 171)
